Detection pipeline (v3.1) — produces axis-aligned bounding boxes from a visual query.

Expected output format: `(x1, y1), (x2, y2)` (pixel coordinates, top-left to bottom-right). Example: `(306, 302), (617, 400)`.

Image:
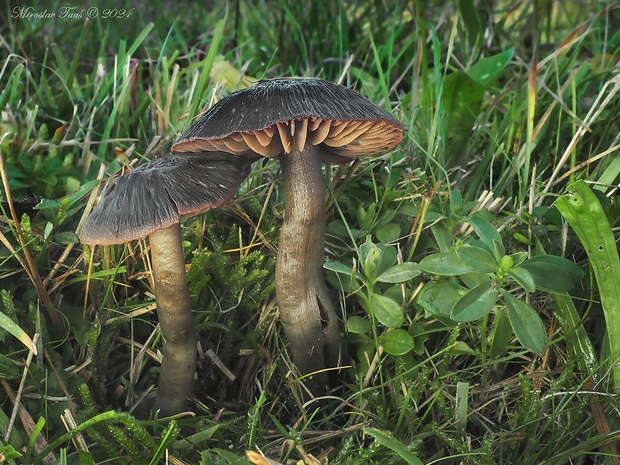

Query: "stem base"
(150, 225), (197, 416)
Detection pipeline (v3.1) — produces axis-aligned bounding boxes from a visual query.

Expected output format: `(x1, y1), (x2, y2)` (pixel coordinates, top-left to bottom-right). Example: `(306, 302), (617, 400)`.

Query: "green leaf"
(510, 251), (529, 267)
(430, 223), (453, 253)
(448, 341), (478, 355)
(467, 215), (505, 258)
(210, 449), (252, 465)
(173, 425), (219, 449)
(524, 255), (584, 283)
(513, 233), (533, 246)
(556, 180), (620, 389)
(357, 202), (377, 230)
(346, 316), (371, 334)
(501, 289), (548, 355)
(376, 222), (401, 243)
(370, 293), (404, 328)
(490, 309), (513, 358)
(456, 245), (498, 273)
(521, 260), (577, 293)
(43, 222), (53, 240)
(451, 281), (498, 322)
(0, 353), (21, 379)
(417, 281), (462, 318)
(442, 71), (485, 167)
(506, 266), (536, 293)
(325, 260), (360, 292)
(459, 0), (482, 47)
(376, 262), (421, 283)
(377, 244), (398, 277)
(53, 231), (79, 244)
(467, 48), (515, 85)
(419, 252), (473, 276)
(324, 261), (355, 277)
(0, 444), (23, 460)
(499, 255), (514, 270)
(379, 329), (415, 356)
(360, 237), (383, 282)
(460, 272), (492, 289)
(363, 427), (423, 465)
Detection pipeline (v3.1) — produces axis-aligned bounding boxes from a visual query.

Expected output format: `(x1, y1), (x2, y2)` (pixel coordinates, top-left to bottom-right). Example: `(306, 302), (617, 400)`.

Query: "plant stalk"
(276, 144), (340, 393)
(149, 224), (196, 415)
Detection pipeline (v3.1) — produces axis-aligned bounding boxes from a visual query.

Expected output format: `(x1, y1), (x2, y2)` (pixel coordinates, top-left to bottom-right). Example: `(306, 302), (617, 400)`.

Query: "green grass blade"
(0, 310), (36, 354)
(58, 20), (89, 109)
(363, 427), (423, 465)
(594, 154), (620, 192)
(188, 19), (226, 123)
(148, 420), (179, 465)
(0, 291), (36, 354)
(552, 293), (598, 376)
(24, 417), (46, 464)
(369, 35), (390, 107)
(95, 23), (154, 160)
(125, 23), (155, 57)
(455, 381), (469, 430)
(556, 180), (620, 390)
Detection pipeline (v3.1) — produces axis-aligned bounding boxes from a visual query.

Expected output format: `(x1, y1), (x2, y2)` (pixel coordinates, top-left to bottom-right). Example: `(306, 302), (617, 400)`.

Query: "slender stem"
(149, 224), (196, 415)
(276, 144), (340, 393)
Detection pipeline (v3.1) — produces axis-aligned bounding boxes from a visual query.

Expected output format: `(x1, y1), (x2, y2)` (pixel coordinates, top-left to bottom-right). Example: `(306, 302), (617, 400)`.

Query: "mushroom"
(80, 152), (252, 415)
(172, 78), (404, 392)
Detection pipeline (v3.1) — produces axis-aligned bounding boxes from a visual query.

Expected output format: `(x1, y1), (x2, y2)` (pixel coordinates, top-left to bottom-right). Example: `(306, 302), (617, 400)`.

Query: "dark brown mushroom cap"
(172, 78), (404, 162)
(80, 152), (251, 245)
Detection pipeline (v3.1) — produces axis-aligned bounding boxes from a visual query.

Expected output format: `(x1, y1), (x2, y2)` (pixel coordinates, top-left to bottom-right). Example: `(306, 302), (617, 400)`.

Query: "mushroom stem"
(276, 144), (340, 393)
(149, 224), (196, 416)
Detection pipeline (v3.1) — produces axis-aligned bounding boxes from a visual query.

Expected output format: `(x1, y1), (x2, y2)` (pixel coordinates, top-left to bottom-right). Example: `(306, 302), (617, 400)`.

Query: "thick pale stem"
(150, 224), (196, 416)
(276, 144), (340, 393)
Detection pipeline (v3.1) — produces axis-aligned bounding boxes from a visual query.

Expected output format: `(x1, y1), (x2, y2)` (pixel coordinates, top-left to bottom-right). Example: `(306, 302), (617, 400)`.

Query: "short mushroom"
(80, 152), (251, 415)
(172, 78), (404, 392)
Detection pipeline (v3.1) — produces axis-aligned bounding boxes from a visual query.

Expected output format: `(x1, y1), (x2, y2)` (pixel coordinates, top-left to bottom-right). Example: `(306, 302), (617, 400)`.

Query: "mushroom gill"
(175, 117), (403, 162)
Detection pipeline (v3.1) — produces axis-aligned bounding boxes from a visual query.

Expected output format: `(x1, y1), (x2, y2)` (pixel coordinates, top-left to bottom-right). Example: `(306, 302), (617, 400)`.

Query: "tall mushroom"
(171, 78), (404, 392)
(80, 152), (252, 415)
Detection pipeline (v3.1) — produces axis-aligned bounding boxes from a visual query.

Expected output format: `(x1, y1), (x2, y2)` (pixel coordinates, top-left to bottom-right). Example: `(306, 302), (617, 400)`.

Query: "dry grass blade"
(540, 73), (620, 201)
(4, 334), (38, 442)
(585, 379), (619, 461)
(246, 450), (285, 465)
(60, 409), (89, 454)
(0, 151), (62, 331)
(1, 379), (55, 464)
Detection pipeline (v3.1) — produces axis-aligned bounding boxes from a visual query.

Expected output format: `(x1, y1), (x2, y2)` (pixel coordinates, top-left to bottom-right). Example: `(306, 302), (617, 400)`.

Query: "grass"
(1, 0), (620, 463)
